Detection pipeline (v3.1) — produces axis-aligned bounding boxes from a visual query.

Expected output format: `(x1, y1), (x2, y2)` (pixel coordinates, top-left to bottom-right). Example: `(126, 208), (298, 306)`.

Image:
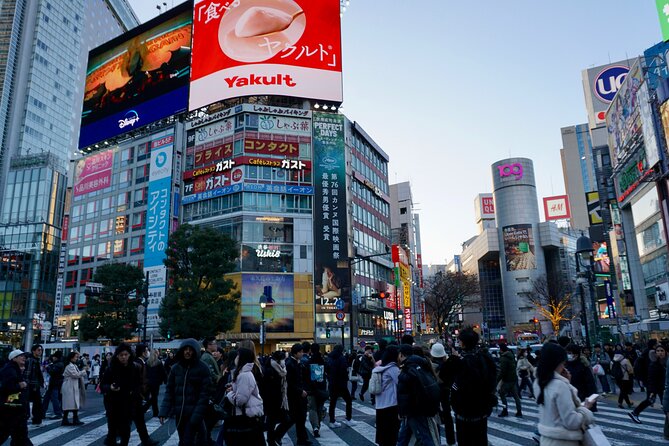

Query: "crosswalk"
(5, 396), (667, 445)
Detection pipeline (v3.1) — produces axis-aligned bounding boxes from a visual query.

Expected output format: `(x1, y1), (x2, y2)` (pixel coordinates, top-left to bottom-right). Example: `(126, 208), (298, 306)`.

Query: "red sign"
(184, 156), (311, 180)
(190, 0), (343, 110)
(73, 150), (113, 196)
(62, 215), (70, 245)
(194, 142), (233, 167)
(481, 196), (495, 217)
(416, 254), (424, 288)
(404, 308), (412, 332)
(542, 195), (571, 221)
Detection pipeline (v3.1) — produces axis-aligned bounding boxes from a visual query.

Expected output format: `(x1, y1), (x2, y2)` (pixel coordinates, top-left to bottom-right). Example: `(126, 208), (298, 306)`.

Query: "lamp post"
(259, 295), (267, 357)
(576, 235), (598, 348)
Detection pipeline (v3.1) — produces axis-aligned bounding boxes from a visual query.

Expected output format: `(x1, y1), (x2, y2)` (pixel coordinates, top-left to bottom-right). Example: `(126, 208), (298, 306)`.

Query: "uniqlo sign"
(190, 0), (343, 110)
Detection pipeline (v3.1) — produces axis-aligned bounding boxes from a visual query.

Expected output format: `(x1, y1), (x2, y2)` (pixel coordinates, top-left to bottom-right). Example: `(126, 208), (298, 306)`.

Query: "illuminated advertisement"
(144, 133), (174, 330)
(313, 112), (349, 313)
(241, 273), (294, 332)
(543, 195), (571, 221)
(581, 60), (632, 129)
(258, 115), (311, 136)
(73, 150), (113, 197)
(189, 0), (343, 110)
(79, 5), (192, 148)
(502, 224), (536, 271)
(593, 241), (610, 274)
(607, 59), (643, 166)
(586, 191), (603, 225)
(614, 148), (653, 204)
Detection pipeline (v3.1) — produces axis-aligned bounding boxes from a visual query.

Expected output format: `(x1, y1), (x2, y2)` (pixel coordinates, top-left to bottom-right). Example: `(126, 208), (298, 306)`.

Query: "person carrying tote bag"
(222, 348), (265, 446)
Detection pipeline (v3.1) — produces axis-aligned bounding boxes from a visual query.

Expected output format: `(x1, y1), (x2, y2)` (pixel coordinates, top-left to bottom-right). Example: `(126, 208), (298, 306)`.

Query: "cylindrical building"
(492, 158), (547, 334)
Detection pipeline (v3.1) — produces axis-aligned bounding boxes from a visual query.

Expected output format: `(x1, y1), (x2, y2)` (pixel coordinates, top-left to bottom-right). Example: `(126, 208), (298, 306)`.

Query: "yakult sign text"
(189, 0), (343, 110)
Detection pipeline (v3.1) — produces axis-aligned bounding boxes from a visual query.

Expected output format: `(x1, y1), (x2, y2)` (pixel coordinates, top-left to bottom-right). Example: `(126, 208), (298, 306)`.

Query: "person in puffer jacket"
(158, 338), (211, 446)
(224, 347), (265, 445)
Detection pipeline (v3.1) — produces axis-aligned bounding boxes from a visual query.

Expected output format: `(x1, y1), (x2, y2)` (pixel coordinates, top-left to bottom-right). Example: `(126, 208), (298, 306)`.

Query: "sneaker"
(341, 419), (357, 427)
(328, 421), (342, 428)
(628, 412), (642, 424)
(313, 429), (320, 438)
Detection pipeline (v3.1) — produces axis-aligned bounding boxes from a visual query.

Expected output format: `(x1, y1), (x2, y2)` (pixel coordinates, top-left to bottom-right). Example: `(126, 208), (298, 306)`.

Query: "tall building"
(0, 0), (137, 347)
(560, 124), (596, 231)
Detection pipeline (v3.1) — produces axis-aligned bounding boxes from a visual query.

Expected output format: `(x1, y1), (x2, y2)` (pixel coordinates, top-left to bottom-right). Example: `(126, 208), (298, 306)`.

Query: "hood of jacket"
(613, 353), (624, 362)
(176, 338), (202, 365)
(239, 362), (254, 374)
(328, 348), (343, 361)
(403, 354), (430, 370)
(373, 362), (398, 373)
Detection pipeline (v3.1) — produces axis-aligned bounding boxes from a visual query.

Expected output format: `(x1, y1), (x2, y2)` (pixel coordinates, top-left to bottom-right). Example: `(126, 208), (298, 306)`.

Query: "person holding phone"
(534, 342), (595, 446)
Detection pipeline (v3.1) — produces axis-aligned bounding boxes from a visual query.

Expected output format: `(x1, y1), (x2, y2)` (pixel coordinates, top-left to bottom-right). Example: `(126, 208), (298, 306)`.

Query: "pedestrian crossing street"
(7, 397), (668, 445)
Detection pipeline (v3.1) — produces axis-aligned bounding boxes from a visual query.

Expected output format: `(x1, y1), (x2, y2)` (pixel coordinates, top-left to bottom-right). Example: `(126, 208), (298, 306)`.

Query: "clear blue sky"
(129, 1), (659, 265)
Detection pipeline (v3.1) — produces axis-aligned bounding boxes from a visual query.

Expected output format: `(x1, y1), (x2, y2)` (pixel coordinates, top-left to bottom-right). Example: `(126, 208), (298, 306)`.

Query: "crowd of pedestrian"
(3, 334), (669, 445)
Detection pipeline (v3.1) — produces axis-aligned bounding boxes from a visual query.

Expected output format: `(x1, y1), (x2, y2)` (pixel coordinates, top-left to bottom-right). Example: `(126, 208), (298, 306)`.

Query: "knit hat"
(430, 343), (447, 358)
(8, 349), (24, 361)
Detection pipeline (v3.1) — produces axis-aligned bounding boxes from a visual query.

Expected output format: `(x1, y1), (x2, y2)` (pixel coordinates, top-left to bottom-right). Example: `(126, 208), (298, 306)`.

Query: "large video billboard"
(607, 59), (643, 166)
(313, 112), (349, 314)
(79, 4), (192, 148)
(502, 224), (536, 271)
(240, 273), (294, 332)
(189, 0), (343, 110)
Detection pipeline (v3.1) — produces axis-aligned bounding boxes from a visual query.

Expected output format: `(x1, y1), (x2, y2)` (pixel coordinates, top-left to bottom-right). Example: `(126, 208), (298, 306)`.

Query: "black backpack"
(611, 361), (624, 381)
(451, 352), (497, 419)
(633, 354), (648, 382)
(405, 360), (441, 417)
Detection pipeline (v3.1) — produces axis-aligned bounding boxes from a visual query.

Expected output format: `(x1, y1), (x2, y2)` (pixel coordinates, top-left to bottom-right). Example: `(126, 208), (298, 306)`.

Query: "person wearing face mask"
(564, 345), (597, 411)
(630, 343), (666, 424)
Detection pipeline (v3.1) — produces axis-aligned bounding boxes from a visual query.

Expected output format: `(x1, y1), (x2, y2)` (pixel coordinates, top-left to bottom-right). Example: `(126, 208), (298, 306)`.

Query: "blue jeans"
(42, 387), (62, 417)
(397, 416), (436, 446)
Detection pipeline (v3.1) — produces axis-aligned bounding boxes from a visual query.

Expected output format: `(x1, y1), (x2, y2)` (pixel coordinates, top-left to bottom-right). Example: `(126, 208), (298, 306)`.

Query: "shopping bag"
(592, 364), (605, 376)
(583, 425), (611, 446)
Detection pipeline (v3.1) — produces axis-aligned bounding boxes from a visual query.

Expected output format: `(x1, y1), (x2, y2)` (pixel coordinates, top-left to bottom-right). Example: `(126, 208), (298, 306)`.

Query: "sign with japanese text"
(79, 4), (191, 148)
(502, 224), (536, 271)
(542, 195), (571, 221)
(313, 112), (349, 314)
(190, 0), (343, 110)
(258, 115), (311, 136)
(73, 150), (113, 196)
(614, 148), (653, 204)
(244, 138), (300, 157)
(144, 133), (174, 330)
(404, 308), (412, 333)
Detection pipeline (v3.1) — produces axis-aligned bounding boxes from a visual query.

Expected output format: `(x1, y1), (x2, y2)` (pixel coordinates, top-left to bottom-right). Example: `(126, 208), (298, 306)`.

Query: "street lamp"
(259, 294), (267, 357)
(576, 235), (598, 348)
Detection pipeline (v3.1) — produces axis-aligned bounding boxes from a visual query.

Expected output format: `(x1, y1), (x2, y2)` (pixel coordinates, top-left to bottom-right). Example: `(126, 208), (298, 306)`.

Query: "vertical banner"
(313, 112), (349, 314)
(144, 134), (174, 330)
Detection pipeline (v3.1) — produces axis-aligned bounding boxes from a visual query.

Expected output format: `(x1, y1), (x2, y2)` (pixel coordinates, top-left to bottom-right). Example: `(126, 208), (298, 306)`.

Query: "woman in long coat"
(61, 350), (87, 426)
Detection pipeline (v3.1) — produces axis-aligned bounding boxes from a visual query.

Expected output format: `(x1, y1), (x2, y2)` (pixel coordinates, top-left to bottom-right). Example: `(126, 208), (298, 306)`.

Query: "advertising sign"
(241, 273), (294, 332)
(593, 241), (611, 274)
(638, 82), (661, 168)
(586, 191), (603, 225)
(607, 59), (643, 166)
(542, 195), (571, 221)
(614, 148), (653, 204)
(258, 115), (311, 136)
(655, 2), (669, 44)
(662, 101), (669, 154)
(190, 0), (343, 110)
(143, 133), (174, 329)
(644, 41), (669, 91)
(79, 5), (191, 148)
(502, 224), (536, 271)
(313, 112), (349, 314)
(656, 282), (669, 309)
(474, 193), (495, 222)
(73, 150), (113, 196)
(582, 61), (631, 129)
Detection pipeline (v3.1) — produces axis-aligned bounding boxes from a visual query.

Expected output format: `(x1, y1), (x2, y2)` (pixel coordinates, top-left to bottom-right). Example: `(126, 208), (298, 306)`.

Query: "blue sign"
(594, 66), (629, 103)
(644, 41), (669, 91)
(181, 183), (313, 205)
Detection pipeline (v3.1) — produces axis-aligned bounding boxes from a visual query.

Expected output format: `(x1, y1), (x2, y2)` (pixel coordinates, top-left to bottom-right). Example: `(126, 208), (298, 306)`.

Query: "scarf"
(271, 359), (289, 410)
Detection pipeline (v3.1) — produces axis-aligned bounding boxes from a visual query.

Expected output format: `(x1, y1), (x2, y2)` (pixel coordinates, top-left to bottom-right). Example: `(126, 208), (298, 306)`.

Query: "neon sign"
(497, 163), (524, 180)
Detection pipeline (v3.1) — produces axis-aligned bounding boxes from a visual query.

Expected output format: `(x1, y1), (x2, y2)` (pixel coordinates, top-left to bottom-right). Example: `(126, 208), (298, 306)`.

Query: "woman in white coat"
(533, 342), (595, 446)
(61, 351), (87, 426)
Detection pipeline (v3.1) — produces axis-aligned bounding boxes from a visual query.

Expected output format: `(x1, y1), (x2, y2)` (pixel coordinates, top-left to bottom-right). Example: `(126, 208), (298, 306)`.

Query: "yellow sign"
(399, 264), (410, 281)
(403, 281), (411, 308)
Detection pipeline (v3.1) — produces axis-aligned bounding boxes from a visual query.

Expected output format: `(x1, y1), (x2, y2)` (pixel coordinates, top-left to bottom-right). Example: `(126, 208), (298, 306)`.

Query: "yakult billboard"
(189, 0), (343, 111)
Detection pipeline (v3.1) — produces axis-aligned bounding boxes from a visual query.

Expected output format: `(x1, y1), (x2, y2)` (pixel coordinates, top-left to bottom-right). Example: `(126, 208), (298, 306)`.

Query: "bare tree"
(526, 275), (572, 335)
(423, 271), (480, 336)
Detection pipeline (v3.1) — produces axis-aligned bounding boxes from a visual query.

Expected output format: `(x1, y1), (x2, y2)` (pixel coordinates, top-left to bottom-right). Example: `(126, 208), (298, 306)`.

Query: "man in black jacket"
(325, 344), (355, 430)
(159, 339), (211, 446)
(24, 343), (44, 426)
(274, 343), (311, 446)
(134, 344), (158, 446)
(42, 351), (64, 419)
(0, 349), (29, 444)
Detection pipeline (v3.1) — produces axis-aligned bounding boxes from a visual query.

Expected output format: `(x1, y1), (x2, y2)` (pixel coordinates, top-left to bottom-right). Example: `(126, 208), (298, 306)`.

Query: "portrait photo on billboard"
(314, 261), (349, 313)
(240, 273), (294, 332)
(502, 224), (536, 271)
(592, 241), (610, 274)
(79, 4), (192, 148)
(190, 0), (343, 110)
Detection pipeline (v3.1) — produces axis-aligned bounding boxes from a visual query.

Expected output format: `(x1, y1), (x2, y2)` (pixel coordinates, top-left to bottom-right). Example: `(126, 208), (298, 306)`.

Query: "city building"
(0, 0), (138, 347)
(560, 124), (597, 231)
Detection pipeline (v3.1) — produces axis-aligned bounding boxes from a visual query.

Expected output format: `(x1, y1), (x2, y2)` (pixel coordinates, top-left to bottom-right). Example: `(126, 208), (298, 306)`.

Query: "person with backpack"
(497, 343), (522, 417)
(306, 343), (327, 438)
(448, 327), (497, 445)
(326, 344), (356, 430)
(274, 343), (312, 446)
(396, 344), (439, 446)
(612, 349), (634, 409)
(368, 345), (400, 446)
(629, 342), (666, 424)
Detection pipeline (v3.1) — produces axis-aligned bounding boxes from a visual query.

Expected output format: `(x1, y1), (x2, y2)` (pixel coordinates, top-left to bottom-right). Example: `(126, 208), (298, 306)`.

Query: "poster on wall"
(79, 5), (191, 148)
(502, 224), (536, 271)
(313, 112), (349, 313)
(241, 273), (294, 332)
(593, 241), (610, 274)
(189, 0), (343, 110)
(73, 150), (114, 196)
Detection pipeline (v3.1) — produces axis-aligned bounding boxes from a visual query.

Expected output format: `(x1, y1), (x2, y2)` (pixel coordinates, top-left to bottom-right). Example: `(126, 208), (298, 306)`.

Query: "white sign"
(256, 245), (281, 258)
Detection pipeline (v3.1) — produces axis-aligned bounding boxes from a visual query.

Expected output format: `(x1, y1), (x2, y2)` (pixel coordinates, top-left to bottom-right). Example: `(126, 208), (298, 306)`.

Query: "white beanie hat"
(8, 349), (24, 361)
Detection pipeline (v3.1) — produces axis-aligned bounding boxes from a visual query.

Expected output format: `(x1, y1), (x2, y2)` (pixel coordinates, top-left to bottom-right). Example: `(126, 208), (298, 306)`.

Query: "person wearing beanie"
(0, 349), (29, 443)
(533, 342), (594, 445)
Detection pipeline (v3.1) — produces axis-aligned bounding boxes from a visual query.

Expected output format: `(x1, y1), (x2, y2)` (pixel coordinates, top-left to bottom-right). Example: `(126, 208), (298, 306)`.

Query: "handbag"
(592, 364), (605, 376)
(583, 425), (611, 446)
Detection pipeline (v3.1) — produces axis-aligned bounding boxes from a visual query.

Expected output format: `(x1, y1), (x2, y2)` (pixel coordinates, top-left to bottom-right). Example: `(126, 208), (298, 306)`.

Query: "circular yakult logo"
(593, 65), (629, 103)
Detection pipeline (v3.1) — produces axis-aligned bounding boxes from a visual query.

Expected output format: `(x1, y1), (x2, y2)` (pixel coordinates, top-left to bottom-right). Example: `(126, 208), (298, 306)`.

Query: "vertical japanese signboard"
(190, 0), (343, 110)
(144, 133), (174, 330)
(313, 112), (349, 314)
(73, 150), (113, 196)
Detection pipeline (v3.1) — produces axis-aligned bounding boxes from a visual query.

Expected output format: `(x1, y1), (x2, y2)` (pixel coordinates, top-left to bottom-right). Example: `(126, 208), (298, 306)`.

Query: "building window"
(80, 268), (93, 286)
(132, 212), (145, 230)
(65, 270), (77, 287)
(130, 236), (144, 255)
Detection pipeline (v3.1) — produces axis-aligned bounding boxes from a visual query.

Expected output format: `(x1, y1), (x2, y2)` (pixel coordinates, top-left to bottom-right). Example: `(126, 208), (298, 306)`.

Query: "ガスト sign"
(190, 0), (343, 110)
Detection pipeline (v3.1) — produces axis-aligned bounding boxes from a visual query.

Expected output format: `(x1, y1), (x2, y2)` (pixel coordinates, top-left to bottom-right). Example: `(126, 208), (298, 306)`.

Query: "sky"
(128, 1), (660, 265)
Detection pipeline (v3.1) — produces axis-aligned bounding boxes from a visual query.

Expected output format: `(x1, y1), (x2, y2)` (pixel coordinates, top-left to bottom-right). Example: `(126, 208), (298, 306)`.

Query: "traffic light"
(325, 326), (331, 338)
(371, 291), (388, 299)
(533, 318), (539, 324)
(166, 329), (172, 340)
